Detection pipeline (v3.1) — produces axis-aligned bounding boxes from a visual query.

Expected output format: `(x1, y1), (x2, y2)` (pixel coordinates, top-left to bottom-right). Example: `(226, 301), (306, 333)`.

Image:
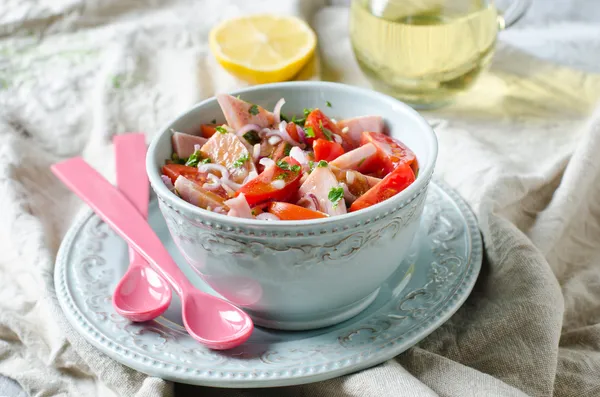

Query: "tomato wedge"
(286, 121), (301, 143)
(349, 162), (415, 212)
(304, 109), (353, 150)
(237, 156), (302, 205)
(200, 124), (218, 138)
(268, 202), (327, 220)
(313, 138), (345, 162)
(358, 131), (418, 177)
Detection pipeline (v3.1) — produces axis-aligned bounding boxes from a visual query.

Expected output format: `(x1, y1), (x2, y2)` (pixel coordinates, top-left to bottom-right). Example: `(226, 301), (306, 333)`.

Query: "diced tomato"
(313, 139), (345, 162)
(358, 131), (418, 177)
(268, 202), (327, 220)
(237, 156), (302, 205)
(162, 164), (203, 184)
(286, 121), (301, 143)
(349, 162), (415, 212)
(200, 124), (218, 138)
(304, 109), (353, 150)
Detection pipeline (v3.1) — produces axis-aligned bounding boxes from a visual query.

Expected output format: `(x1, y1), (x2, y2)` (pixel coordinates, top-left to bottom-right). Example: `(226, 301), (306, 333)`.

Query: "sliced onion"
(161, 175), (174, 190)
(346, 170), (355, 185)
(259, 157), (275, 168)
(237, 124), (262, 137)
(199, 163), (229, 179)
(253, 144), (261, 161)
(221, 178), (242, 191)
(297, 193), (319, 211)
(296, 124), (307, 144)
(270, 179), (286, 190)
(290, 146), (307, 165)
(212, 206), (227, 214)
(221, 182), (236, 197)
(333, 134), (343, 144)
(265, 121), (303, 147)
(202, 173), (221, 190)
(194, 143), (201, 152)
(257, 212), (280, 221)
(273, 98), (285, 124)
(340, 182), (357, 203)
(243, 170), (258, 184)
(268, 135), (282, 146)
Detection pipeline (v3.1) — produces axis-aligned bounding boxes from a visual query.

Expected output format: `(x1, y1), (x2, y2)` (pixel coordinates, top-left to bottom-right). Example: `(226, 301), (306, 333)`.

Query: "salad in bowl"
(161, 94), (418, 221)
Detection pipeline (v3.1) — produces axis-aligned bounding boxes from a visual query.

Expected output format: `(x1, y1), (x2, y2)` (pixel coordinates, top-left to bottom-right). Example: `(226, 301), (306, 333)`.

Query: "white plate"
(54, 181), (482, 388)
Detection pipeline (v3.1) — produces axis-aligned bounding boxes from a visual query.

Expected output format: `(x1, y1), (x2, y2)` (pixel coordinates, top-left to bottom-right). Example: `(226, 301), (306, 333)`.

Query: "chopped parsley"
(283, 143), (292, 157)
(185, 150), (202, 167)
(243, 130), (261, 145)
(317, 160), (328, 168)
(233, 154), (249, 168)
(280, 112), (289, 122)
(276, 160), (301, 173)
(275, 173), (288, 180)
(201, 158), (211, 164)
(291, 115), (306, 126)
(357, 157), (367, 168)
(326, 100), (332, 107)
(304, 126), (315, 138)
(215, 125), (228, 134)
(248, 104), (259, 116)
(319, 120), (333, 141)
(211, 118), (217, 124)
(170, 153), (186, 165)
(303, 108), (313, 117)
(328, 186), (344, 208)
(308, 160), (315, 173)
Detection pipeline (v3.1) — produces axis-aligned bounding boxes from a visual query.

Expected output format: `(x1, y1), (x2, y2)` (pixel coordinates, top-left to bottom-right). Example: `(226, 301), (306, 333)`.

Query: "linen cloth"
(1, 0), (600, 396)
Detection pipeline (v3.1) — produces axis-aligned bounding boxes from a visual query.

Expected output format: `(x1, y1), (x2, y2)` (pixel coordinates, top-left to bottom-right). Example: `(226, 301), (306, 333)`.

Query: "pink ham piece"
(224, 193), (253, 219)
(216, 94), (274, 130)
(299, 166), (347, 216)
(330, 143), (377, 170)
(174, 176), (227, 210)
(172, 132), (208, 159)
(337, 116), (384, 146)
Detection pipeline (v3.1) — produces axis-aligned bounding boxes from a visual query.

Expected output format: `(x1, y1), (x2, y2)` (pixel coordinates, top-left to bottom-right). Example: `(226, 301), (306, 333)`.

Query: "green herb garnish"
(283, 143), (292, 157)
(275, 173), (288, 180)
(201, 158), (211, 164)
(215, 125), (228, 134)
(357, 157), (367, 168)
(319, 120), (333, 141)
(291, 115), (306, 126)
(308, 160), (315, 173)
(280, 113), (289, 122)
(276, 160), (301, 173)
(233, 154), (249, 168)
(185, 150), (202, 167)
(328, 186), (344, 208)
(303, 108), (313, 117)
(326, 100), (332, 107)
(171, 153), (186, 165)
(317, 160), (328, 168)
(248, 104), (259, 116)
(305, 126), (315, 138)
(243, 130), (261, 145)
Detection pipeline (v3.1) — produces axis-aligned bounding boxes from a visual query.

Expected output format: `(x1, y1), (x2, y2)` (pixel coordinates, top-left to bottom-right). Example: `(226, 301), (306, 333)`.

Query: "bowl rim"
(146, 81), (438, 227)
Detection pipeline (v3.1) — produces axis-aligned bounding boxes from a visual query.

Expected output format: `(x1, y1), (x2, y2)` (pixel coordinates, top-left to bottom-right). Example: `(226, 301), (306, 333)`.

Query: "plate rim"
(54, 180), (482, 388)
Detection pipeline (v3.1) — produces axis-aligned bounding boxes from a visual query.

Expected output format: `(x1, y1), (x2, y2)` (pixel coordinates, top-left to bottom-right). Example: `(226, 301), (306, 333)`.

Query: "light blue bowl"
(146, 82), (438, 330)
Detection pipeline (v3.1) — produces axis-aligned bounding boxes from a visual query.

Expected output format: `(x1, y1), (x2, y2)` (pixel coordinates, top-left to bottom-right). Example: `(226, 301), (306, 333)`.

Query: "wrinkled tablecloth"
(1, 0), (600, 396)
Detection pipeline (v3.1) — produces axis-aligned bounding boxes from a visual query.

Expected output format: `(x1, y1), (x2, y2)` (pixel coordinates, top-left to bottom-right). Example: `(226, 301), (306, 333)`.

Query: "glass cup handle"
(500, 0), (532, 29)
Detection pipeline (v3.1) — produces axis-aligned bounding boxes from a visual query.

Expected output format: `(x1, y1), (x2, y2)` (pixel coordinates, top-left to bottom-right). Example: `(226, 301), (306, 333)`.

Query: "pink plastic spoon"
(112, 134), (172, 322)
(52, 157), (254, 350)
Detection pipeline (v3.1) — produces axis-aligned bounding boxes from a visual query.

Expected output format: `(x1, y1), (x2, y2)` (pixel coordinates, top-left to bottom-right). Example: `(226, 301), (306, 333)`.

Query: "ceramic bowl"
(146, 82), (437, 330)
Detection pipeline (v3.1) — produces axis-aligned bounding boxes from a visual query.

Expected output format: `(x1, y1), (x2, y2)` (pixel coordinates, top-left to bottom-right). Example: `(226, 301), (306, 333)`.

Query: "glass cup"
(350, 0), (531, 108)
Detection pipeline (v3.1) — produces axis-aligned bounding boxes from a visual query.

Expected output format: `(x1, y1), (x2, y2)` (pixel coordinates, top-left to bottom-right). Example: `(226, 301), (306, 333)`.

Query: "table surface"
(2, 0), (599, 395)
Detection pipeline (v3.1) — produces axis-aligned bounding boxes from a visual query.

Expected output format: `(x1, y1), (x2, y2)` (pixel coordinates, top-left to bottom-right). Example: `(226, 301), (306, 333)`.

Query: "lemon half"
(210, 14), (317, 84)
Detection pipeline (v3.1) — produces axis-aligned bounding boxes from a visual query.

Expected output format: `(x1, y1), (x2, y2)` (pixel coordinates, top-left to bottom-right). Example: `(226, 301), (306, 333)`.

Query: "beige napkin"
(1, 0), (600, 396)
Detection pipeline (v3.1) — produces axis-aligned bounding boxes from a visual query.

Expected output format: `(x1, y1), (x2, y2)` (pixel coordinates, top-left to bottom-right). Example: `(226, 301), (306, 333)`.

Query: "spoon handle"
(52, 157), (187, 296)
(114, 134), (150, 264)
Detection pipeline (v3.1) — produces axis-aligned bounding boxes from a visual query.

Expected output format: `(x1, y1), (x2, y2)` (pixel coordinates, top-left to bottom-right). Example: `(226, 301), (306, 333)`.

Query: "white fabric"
(1, 0), (600, 396)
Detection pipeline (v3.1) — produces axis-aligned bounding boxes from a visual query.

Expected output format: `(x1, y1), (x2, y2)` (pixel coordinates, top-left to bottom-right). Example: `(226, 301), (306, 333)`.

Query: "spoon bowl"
(182, 289), (254, 350)
(112, 263), (172, 322)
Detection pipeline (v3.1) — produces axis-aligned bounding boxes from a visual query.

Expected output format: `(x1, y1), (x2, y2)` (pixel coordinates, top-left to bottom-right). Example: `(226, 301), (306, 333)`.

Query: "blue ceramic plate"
(54, 180), (482, 388)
